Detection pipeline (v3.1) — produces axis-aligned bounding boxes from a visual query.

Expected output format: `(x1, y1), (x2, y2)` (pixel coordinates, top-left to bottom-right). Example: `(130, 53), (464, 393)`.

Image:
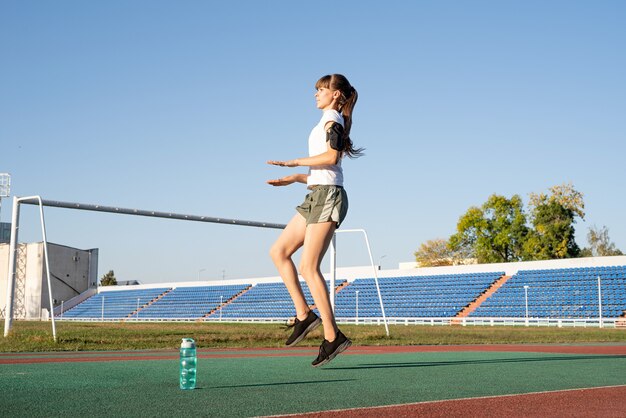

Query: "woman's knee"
(298, 259), (319, 279)
(269, 244), (281, 261)
(270, 243), (289, 263)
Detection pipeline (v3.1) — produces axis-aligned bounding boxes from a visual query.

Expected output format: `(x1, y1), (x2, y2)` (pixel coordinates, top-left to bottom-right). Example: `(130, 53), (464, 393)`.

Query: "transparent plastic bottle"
(179, 338), (197, 390)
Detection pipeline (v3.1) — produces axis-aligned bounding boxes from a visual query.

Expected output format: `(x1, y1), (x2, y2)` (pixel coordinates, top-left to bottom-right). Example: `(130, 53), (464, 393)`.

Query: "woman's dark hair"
(315, 74), (364, 158)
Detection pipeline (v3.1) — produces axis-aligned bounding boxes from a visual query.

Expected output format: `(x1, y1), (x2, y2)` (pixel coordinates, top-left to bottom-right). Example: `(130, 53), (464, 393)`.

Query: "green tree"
(524, 183), (584, 260)
(580, 225), (623, 257)
(524, 202), (580, 259)
(449, 194), (529, 263)
(100, 270), (117, 286)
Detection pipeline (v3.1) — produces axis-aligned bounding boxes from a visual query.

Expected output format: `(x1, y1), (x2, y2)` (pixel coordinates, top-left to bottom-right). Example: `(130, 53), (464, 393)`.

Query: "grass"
(1, 320), (625, 352)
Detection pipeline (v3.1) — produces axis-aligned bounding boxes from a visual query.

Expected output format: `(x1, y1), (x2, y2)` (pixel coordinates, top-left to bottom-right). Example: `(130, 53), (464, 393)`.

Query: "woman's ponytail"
(315, 74), (364, 158)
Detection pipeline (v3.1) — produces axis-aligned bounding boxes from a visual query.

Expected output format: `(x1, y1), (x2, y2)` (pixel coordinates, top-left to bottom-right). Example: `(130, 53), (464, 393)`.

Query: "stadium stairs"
(126, 288), (173, 319)
(202, 285), (253, 319)
(452, 275), (511, 324)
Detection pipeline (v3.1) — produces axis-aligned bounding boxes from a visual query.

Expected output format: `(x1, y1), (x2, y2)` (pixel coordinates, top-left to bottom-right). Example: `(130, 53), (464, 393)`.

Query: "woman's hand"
(266, 173), (308, 186)
(267, 160), (299, 167)
(266, 175), (296, 186)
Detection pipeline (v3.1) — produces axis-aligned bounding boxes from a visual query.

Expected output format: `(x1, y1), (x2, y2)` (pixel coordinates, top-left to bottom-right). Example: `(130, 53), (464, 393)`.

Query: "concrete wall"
(25, 243), (43, 319)
(0, 242), (98, 319)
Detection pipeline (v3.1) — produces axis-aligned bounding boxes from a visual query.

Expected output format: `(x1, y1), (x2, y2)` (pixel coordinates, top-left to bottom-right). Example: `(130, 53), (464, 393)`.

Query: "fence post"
(597, 276), (603, 328)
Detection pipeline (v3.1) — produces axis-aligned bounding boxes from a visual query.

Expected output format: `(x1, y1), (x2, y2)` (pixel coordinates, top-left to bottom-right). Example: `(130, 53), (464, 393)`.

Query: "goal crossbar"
(19, 198), (288, 229)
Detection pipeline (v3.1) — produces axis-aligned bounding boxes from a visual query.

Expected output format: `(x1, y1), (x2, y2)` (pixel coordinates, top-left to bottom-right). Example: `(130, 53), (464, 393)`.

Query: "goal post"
(330, 229), (389, 336)
(4, 197), (57, 341)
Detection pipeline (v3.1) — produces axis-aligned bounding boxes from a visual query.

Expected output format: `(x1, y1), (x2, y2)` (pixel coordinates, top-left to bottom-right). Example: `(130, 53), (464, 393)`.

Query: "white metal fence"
(53, 316), (625, 329)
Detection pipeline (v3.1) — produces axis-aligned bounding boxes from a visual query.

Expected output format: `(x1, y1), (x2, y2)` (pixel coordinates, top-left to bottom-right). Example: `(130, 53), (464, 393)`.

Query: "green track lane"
(1, 351), (625, 417)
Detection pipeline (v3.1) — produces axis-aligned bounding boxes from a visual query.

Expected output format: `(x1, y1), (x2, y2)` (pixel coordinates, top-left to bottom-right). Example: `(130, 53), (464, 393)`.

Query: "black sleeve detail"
(326, 122), (345, 151)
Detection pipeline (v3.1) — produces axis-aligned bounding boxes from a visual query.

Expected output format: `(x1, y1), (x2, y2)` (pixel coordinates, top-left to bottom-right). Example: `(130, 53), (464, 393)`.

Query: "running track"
(2, 344), (625, 417)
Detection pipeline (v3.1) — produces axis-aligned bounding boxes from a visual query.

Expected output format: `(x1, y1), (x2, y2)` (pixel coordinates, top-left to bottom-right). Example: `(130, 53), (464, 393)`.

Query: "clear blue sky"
(2, 1), (625, 283)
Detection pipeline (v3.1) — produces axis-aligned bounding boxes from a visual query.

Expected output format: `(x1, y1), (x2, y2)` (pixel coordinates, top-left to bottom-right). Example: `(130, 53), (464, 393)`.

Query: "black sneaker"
(285, 311), (321, 347)
(311, 330), (352, 367)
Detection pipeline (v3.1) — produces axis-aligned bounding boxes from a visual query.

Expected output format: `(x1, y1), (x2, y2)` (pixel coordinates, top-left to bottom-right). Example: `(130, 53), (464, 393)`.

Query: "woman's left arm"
(267, 146), (339, 168)
(267, 122), (341, 167)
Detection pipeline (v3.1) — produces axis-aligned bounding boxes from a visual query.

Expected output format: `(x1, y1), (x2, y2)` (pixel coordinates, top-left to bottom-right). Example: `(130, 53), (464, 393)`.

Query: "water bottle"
(179, 338), (197, 390)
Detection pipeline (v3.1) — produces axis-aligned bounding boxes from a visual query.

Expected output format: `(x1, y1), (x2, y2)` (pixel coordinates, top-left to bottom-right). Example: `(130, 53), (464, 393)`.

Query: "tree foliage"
(524, 201), (580, 259)
(414, 238), (466, 267)
(100, 270), (117, 286)
(528, 182), (585, 219)
(449, 194), (529, 264)
(580, 225), (623, 257)
(524, 183), (584, 260)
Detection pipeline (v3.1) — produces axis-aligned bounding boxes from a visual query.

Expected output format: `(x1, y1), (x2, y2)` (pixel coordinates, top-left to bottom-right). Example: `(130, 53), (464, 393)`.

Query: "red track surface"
(284, 385), (626, 418)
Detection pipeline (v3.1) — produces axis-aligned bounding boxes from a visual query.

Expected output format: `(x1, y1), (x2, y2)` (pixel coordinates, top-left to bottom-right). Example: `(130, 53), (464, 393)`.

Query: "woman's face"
(315, 87), (338, 110)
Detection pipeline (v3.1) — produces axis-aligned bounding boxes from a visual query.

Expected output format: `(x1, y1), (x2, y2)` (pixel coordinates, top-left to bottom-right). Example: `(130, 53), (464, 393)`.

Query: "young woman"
(267, 74), (363, 367)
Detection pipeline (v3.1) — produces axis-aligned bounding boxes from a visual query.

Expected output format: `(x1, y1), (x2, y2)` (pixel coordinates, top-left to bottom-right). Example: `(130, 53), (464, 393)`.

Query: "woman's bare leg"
(269, 214), (309, 320)
(299, 221), (339, 341)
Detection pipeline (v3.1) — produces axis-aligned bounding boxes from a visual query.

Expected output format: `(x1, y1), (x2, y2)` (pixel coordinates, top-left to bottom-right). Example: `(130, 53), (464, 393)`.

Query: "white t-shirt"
(307, 109), (344, 187)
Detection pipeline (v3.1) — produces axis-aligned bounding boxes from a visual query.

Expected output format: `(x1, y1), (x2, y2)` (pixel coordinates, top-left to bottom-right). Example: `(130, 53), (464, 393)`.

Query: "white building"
(0, 242), (98, 320)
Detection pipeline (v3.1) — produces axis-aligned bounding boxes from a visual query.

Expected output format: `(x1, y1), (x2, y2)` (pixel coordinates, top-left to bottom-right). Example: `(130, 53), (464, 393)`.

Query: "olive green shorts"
(296, 185), (348, 228)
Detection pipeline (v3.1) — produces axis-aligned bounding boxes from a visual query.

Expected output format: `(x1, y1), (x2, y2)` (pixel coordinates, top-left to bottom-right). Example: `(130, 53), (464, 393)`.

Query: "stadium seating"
(334, 272), (504, 318)
(58, 266), (626, 321)
(61, 288), (170, 319)
(138, 284), (250, 320)
(470, 266), (626, 318)
(216, 280), (343, 319)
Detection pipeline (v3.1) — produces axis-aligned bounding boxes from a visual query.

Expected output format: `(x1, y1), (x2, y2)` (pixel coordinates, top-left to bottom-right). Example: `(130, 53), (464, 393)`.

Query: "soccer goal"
(3, 196), (389, 341)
